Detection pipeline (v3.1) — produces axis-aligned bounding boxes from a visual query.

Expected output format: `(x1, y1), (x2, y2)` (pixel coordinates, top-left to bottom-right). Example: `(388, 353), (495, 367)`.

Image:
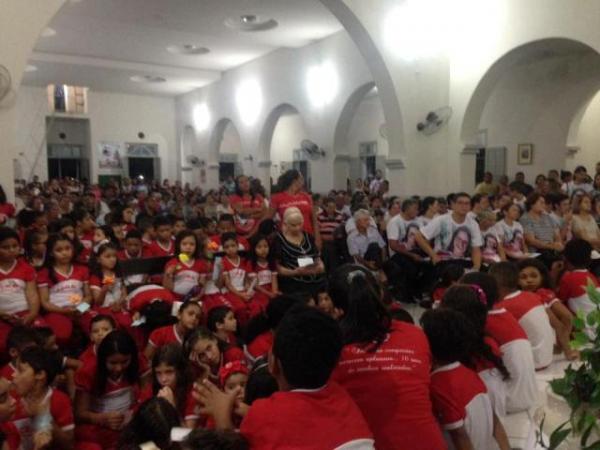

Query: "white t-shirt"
(386, 214), (420, 256)
(481, 228), (502, 263)
(420, 213), (483, 259)
(494, 220), (525, 255)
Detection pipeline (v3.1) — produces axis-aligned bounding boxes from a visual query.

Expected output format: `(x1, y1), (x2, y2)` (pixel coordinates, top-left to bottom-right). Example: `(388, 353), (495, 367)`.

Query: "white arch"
(257, 103), (303, 163)
(209, 118), (242, 162)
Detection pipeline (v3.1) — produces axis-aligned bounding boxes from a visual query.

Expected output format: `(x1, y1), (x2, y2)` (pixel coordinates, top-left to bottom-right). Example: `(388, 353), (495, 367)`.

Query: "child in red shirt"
(37, 234), (91, 347)
(72, 209), (96, 264)
(195, 307), (374, 450)
(248, 235), (279, 316)
(221, 232), (253, 326)
(0, 227), (42, 354)
(518, 258), (577, 360)
(422, 308), (510, 450)
(1, 327), (40, 381)
(490, 262), (554, 370)
(11, 346), (75, 450)
(558, 239), (599, 319)
(144, 300), (202, 360)
(183, 327), (243, 382)
(206, 306), (238, 346)
(163, 231), (209, 299)
(144, 216), (174, 258)
(74, 330), (149, 450)
(79, 314), (116, 369)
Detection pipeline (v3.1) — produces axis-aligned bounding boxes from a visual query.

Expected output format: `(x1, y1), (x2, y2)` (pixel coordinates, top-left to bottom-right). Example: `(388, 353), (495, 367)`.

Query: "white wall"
(14, 86), (177, 183)
(269, 113), (308, 180)
(346, 94), (388, 159)
(570, 89), (600, 171)
(219, 122), (241, 156)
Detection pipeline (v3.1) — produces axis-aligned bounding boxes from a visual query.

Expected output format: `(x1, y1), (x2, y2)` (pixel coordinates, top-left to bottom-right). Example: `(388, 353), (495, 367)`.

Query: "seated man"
(346, 209), (385, 271)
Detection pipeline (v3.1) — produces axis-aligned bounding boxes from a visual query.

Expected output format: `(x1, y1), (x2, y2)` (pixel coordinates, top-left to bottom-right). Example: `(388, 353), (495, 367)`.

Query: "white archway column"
(0, 0), (65, 200)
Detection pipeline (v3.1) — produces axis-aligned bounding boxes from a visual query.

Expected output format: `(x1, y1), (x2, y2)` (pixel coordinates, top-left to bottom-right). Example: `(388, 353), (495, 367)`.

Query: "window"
(47, 84), (88, 114)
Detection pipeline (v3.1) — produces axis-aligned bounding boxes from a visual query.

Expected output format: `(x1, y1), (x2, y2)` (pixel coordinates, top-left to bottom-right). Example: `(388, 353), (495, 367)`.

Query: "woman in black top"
(273, 206), (325, 295)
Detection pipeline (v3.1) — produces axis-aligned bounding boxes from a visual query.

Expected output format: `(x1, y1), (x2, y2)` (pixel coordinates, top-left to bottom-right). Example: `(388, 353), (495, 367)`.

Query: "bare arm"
(493, 413), (511, 450)
(448, 426), (475, 450)
(415, 232), (440, 263)
(23, 280), (40, 324)
(471, 247), (482, 271)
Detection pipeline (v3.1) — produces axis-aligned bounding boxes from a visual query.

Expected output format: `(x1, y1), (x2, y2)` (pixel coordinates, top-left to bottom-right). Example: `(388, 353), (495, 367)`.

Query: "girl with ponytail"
(329, 264), (445, 450)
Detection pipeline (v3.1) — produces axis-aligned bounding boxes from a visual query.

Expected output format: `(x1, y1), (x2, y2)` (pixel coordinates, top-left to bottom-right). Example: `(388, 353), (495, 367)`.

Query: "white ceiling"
(22, 0), (343, 97)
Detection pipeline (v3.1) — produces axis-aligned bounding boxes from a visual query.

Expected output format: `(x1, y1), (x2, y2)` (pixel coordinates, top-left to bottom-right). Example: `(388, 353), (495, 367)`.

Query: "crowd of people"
(0, 163), (598, 449)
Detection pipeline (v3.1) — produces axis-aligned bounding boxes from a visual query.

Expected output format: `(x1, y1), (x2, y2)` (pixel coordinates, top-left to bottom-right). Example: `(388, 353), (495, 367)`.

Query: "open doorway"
(128, 157), (155, 180)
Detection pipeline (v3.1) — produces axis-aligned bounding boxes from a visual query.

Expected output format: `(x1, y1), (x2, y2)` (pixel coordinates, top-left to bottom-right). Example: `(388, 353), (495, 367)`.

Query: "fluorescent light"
(193, 103), (210, 132)
(236, 80), (263, 126)
(306, 61), (338, 108)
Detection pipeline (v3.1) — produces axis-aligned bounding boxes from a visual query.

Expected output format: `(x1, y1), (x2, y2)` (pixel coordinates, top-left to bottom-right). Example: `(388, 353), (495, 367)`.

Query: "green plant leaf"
(583, 440), (600, 450)
(581, 413), (597, 445)
(586, 280), (600, 305)
(549, 421), (572, 450)
(575, 317), (586, 331)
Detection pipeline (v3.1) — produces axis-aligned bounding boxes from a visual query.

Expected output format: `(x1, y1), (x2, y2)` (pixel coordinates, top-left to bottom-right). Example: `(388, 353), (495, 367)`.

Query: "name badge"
(298, 257), (314, 268)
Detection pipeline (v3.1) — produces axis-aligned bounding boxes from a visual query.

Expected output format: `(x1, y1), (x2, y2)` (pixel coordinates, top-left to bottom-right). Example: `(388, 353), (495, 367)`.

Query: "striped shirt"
(272, 231), (324, 284)
(520, 212), (556, 250)
(318, 211), (345, 241)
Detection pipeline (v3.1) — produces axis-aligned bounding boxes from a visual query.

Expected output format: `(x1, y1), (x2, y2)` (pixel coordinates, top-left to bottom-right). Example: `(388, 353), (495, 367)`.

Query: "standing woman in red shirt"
(269, 170), (321, 248)
(229, 175), (266, 238)
(329, 264), (446, 450)
(0, 185), (15, 226)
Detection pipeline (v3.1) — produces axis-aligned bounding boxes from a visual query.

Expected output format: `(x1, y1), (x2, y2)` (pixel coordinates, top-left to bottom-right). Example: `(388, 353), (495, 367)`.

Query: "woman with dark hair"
(520, 193), (563, 268)
(329, 264), (445, 450)
(269, 170), (321, 246)
(230, 175), (265, 237)
(0, 185), (15, 226)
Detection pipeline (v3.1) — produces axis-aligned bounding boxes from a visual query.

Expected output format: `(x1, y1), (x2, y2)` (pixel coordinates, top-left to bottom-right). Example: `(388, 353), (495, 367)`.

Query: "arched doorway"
(462, 38), (600, 185)
(210, 118), (243, 186)
(333, 82), (387, 190)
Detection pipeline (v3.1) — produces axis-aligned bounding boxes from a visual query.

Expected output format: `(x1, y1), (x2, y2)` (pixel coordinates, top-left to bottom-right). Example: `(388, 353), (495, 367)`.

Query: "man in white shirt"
(416, 192), (483, 271)
(562, 165), (593, 196)
(368, 170), (384, 193)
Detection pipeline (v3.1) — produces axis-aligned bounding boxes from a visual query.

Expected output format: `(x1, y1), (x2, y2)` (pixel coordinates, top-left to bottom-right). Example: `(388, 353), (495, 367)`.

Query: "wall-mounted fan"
(300, 139), (325, 159)
(186, 155), (204, 168)
(416, 106), (453, 136)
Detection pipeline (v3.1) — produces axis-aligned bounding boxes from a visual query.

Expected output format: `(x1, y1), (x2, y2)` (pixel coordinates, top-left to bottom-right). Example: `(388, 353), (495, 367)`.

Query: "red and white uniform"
(270, 191), (315, 235)
(0, 259), (36, 314)
(229, 194), (264, 235)
(126, 284), (176, 313)
(164, 257), (209, 297)
(252, 261), (274, 290)
(536, 288), (561, 308)
(558, 270), (599, 316)
(89, 274), (123, 308)
(222, 257), (251, 293)
(431, 362), (498, 450)
(79, 345), (97, 368)
(474, 336), (508, 418)
(11, 388), (74, 450)
(331, 321), (445, 450)
(144, 239), (175, 258)
(79, 232), (94, 252)
(486, 308), (537, 413)
(37, 265), (89, 308)
(245, 331), (274, 362)
(148, 324), (184, 348)
(240, 382), (374, 450)
(497, 290), (554, 369)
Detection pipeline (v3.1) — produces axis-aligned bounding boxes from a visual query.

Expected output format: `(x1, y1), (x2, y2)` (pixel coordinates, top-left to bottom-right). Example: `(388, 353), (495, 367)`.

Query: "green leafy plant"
(541, 280), (600, 449)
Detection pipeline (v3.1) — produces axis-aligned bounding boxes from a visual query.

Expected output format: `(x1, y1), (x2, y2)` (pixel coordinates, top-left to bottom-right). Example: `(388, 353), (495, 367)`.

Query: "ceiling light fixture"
(224, 15), (278, 32)
(167, 44), (210, 56)
(130, 75), (167, 83)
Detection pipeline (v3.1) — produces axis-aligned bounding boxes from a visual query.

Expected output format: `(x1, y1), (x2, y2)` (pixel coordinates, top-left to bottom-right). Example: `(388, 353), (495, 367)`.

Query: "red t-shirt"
(246, 331), (274, 361)
(485, 308), (528, 346)
(535, 288), (560, 307)
(474, 336), (502, 373)
(37, 264), (89, 308)
(79, 345), (96, 368)
(558, 270), (599, 303)
(11, 388), (74, 449)
(0, 422), (20, 450)
(126, 284), (176, 313)
(331, 320), (445, 450)
(240, 382), (373, 450)
(222, 257), (252, 292)
(0, 363), (16, 381)
(148, 324), (184, 348)
(496, 290), (543, 321)
(0, 259), (36, 314)
(145, 239), (175, 258)
(0, 203), (16, 224)
(229, 194), (264, 235)
(270, 191), (314, 235)
(164, 257), (210, 297)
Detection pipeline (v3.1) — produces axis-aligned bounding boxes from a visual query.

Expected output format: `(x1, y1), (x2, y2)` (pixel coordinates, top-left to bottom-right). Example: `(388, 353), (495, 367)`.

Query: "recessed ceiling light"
(25, 65), (38, 73)
(40, 27), (56, 38)
(224, 15), (278, 32)
(130, 75), (167, 83)
(166, 44), (210, 56)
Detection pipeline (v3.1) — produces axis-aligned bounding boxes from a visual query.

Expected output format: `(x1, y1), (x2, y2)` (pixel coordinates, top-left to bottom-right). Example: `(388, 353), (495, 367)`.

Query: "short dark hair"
(206, 306), (232, 333)
(272, 306), (342, 390)
(124, 229), (142, 241)
(489, 262), (519, 291)
(90, 314), (117, 331)
(19, 346), (61, 385)
(454, 192), (470, 202)
(525, 192), (543, 211)
(564, 238), (592, 269)
(401, 198), (417, 212)
(221, 232), (238, 246)
(153, 215), (172, 228)
(7, 326), (40, 353)
(0, 227), (20, 245)
(182, 429), (249, 450)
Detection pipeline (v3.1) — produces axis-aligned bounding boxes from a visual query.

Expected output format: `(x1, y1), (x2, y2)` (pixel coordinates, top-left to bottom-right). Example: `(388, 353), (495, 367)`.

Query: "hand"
(431, 254), (441, 265)
(61, 306), (78, 316)
(33, 430), (52, 450)
(158, 386), (176, 407)
(103, 411), (125, 430)
(111, 301), (123, 313)
(21, 314), (36, 326)
(294, 266), (308, 276)
(234, 401), (250, 418)
(0, 314), (20, 325)
(193, 379), (237, 425)
(165, 265), (176, 276)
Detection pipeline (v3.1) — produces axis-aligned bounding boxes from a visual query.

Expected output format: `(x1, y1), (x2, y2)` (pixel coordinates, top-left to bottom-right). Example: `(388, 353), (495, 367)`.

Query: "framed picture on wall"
(517, 143), (533, 165)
